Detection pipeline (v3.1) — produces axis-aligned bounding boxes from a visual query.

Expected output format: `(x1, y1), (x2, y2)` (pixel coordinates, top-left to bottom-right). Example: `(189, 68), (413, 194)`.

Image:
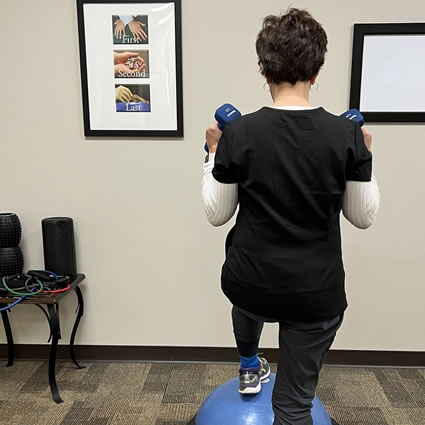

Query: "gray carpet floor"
(0, 361), (424, 424)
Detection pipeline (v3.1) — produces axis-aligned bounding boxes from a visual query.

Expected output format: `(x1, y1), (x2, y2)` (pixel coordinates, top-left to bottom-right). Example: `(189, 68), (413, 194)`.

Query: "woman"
(202, 8), (380, 425)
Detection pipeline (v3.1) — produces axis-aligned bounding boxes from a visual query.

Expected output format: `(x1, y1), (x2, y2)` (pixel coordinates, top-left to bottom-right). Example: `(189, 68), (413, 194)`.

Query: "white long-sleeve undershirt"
(202, 153), (380, 229)
(342, 175), (380, 229)
(202, 153), (238, 227)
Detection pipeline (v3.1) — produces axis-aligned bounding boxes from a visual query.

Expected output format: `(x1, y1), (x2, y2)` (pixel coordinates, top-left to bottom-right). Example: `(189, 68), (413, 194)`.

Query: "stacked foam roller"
(0, 213), (24, 277)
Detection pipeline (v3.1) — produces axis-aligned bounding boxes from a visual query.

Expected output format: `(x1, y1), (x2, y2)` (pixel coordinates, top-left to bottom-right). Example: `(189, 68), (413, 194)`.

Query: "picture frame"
(76, 0), (183, 137)
(349, 23), (425, 123)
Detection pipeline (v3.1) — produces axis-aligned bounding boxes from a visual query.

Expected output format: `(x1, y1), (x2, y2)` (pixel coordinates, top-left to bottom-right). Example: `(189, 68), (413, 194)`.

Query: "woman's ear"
(311, 74), (318, 85)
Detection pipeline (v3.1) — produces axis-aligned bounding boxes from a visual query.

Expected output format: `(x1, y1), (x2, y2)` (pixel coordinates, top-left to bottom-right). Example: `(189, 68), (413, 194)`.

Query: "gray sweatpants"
(232, 306), (343, 425)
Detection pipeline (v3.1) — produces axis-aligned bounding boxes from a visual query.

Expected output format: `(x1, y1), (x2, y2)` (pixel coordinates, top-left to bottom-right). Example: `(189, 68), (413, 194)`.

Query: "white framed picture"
(77, 0), (183, 137)
(349, 23), (425, 123)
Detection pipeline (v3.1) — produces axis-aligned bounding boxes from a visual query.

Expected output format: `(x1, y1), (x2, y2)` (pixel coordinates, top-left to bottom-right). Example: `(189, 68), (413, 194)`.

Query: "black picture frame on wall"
(76, 0), (183, 137)
(350, 23), (425, 123)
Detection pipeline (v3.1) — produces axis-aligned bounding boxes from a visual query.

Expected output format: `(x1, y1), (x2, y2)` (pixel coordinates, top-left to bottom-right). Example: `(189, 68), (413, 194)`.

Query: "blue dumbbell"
(215, 103), (242, 129)
(340, 108), (364, 126)
(204, 104), (241, 152)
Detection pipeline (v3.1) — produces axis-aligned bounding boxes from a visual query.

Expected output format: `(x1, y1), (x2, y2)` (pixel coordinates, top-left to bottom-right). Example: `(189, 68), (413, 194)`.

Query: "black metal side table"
(0, 273), (86, 403)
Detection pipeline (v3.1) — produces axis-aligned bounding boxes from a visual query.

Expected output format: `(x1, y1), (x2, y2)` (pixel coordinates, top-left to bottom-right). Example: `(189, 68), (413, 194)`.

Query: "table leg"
(69, 286), (85, 369)
(0, 307), (14, 367)
(34, 305), (53, 342)
(47, 304), (63, 404)
(56, 304), (62, 339)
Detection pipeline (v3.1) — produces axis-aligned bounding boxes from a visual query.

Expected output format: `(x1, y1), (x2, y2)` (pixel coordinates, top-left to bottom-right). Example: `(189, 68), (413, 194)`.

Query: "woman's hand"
(128, 20), (147, 41)
(114, 19), (126, 39)
(115, 85), (133, 103)
(114, 51), (139, 65)
(206, 121), (222, 153)
(133, 94), (149, 103)
(361, 127), (372, 151)
(114, 63), (133, 76)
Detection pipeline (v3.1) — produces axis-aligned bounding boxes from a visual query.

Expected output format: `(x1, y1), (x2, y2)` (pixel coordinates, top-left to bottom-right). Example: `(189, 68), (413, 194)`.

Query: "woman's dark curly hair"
(256, 8), (328, 85)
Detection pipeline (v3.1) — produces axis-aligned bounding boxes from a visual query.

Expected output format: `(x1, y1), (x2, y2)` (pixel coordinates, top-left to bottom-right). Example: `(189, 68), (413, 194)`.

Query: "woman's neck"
(269, 80), (312, 107)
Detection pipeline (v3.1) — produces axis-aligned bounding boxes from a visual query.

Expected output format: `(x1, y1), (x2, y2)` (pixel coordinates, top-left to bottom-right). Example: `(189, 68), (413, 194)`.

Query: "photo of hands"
(113, 15), (148, 44)
(115, 84), (151, 112)
(114, 50), (150, 78)
(77, 1), (181, 135)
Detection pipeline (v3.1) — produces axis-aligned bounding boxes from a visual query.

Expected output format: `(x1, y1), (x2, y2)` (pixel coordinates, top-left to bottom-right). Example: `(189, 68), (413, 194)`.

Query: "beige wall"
(1, 0), (424, 351)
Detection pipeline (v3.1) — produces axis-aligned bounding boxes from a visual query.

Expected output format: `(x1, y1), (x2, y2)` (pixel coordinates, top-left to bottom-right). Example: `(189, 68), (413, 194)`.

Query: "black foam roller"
(42, 217), (77, 276)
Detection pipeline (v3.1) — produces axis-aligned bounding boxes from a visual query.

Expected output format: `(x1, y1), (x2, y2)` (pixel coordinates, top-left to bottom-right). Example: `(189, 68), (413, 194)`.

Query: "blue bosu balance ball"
(189, 374), (338, 425)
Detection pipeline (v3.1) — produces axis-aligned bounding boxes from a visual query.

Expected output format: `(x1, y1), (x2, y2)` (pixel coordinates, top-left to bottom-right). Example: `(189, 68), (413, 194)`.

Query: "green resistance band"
(1, 276), (43, 296)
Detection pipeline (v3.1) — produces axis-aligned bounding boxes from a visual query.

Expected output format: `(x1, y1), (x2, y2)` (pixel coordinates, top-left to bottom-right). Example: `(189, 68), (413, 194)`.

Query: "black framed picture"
(76, 0), (183, 137)
(349, 23), (425, 123)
